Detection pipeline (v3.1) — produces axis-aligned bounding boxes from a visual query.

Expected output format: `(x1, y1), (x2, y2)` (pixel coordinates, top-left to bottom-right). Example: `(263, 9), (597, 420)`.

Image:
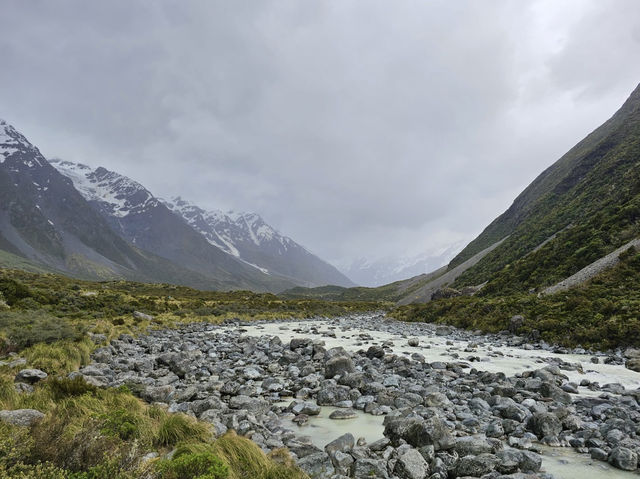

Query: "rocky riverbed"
(73, 313), (640, 478)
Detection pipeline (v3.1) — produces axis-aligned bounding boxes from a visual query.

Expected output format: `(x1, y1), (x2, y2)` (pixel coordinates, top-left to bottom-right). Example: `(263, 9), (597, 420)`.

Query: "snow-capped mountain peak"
(162, 195), (352, 286)
(50, 159), (159, 218)
(0, 120), (44, 166)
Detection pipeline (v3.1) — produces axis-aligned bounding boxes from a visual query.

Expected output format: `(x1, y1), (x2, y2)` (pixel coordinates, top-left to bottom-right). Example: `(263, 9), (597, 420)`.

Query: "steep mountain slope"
(388, 82), (640, 305)
(443, 82), (640, 295)
(389, 82), (640, 348)
(163, 197), (354, 287)
(0, 120), (222, 287)
(50, 160), (295, 292)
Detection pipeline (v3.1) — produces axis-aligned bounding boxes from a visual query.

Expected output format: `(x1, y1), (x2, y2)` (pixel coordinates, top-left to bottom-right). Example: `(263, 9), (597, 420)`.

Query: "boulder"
(366, 345), (385, 359)
(528, 412), (562, 439)
(385, 417), (454, 450)
(329, 409), (357, 420)
(455, 453), (499, 477)
(290, 338), (311, 350)
(395, 448), (429, 479)
(625, 358), (640, 372)
(325, 433), (354, 455)
(14, 369), (47, 384)
(0, 409), (45, 427)
(133, 311), (154, 321)
(454, 436), (493, 457)
(353, 458), (389, 479)
(324, 355), (355, 379)
(297, 452), (334, 478)
(609, 447), (638, 471)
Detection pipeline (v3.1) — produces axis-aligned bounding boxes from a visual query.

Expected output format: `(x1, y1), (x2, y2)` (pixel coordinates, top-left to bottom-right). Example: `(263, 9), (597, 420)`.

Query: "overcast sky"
(2, 0), (640, 270)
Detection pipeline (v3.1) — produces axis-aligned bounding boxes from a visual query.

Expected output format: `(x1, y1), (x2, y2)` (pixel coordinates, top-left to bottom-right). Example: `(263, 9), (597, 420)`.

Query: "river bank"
(75, 313), (640, 478)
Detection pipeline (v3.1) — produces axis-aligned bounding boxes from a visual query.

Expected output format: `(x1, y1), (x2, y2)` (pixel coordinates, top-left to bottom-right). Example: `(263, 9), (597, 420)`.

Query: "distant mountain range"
(339, 243), (464, 287)
(0, 119), (353, 291)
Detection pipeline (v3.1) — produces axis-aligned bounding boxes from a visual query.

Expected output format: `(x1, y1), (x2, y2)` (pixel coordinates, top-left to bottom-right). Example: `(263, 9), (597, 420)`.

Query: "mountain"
(339, 243), (463, 287)
(0, 119), (223, 287)
(49, 159), (298, 292)
(162, 197), (354, 287)
(390, 82), (640, 304)
(50, 161), (352, 289)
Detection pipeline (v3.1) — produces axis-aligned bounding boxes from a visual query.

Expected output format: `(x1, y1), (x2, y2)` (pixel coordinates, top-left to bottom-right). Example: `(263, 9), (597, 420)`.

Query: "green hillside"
(448, 82), (640, 293)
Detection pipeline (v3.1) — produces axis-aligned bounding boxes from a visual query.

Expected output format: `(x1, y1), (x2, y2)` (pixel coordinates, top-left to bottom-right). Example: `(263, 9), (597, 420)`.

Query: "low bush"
(156, 448), (228, 479)
(0, 310), (85, 352)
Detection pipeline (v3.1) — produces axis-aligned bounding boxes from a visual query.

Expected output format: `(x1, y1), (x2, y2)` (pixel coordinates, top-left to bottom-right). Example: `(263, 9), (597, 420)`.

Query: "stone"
(142, 385), (175, 403)
(0, 409), (45, 427)
(590, 447), (609, 461)
(325, 433), (354, 455)
(366, 345), (385, 359)
(407, 338), (420, 347)
(625, 358), (640, 372)
(290, 338), (311, 350)
(423, 392), (451, 408)
(454, 436), (493, 457)
(385, 417), (454, 450)
(324, 355), (355, 378)
(289, 401), (321, 416)
(331, 450), (354, 475)
(133, 311), (154, 321)
(14, 369), (47, 384)
(353, 458), (389, 479)
(539, 382), (572, 404)
(395, 448), (429, 479)
(455, 453), (499, 477)
(609, 447), (638, 471)
(297, 452), (334, 478)
(528, 412), (562, 439)
(329, 409), (357, 420)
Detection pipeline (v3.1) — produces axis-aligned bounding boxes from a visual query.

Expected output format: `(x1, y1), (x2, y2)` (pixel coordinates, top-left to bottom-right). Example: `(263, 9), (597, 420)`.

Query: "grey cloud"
(1, 0), (640, 272)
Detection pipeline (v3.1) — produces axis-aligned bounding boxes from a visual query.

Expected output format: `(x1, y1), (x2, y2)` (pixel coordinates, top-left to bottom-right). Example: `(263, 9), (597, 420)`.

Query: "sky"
(2, 0), (640, 275)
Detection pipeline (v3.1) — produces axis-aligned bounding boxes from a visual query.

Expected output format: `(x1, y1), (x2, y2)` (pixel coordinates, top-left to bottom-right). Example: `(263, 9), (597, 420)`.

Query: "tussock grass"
(22, 338), (93, 375)
(154, 412), (211, 447)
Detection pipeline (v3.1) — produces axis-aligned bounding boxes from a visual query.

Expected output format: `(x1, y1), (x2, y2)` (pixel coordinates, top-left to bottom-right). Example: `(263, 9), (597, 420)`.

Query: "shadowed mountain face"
(0, 121), (308, 291)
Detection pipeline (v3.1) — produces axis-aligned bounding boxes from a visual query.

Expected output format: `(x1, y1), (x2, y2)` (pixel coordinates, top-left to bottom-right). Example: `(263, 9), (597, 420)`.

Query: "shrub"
(0, 310), (85, 351)
(0, 277), (33, 305)
(156, 450), (228, 479)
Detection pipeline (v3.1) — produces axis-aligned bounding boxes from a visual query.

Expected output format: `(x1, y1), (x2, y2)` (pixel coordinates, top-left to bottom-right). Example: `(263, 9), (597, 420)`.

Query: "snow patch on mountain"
(50, 159), (159, 218)
(163, 196), (297, 258)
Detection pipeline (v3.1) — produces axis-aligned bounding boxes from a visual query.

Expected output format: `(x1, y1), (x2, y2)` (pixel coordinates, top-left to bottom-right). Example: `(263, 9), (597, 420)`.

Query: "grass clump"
(155, 413), (211, 447)
(22, 338), (93, 375)
(156, 446), (228, 479)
